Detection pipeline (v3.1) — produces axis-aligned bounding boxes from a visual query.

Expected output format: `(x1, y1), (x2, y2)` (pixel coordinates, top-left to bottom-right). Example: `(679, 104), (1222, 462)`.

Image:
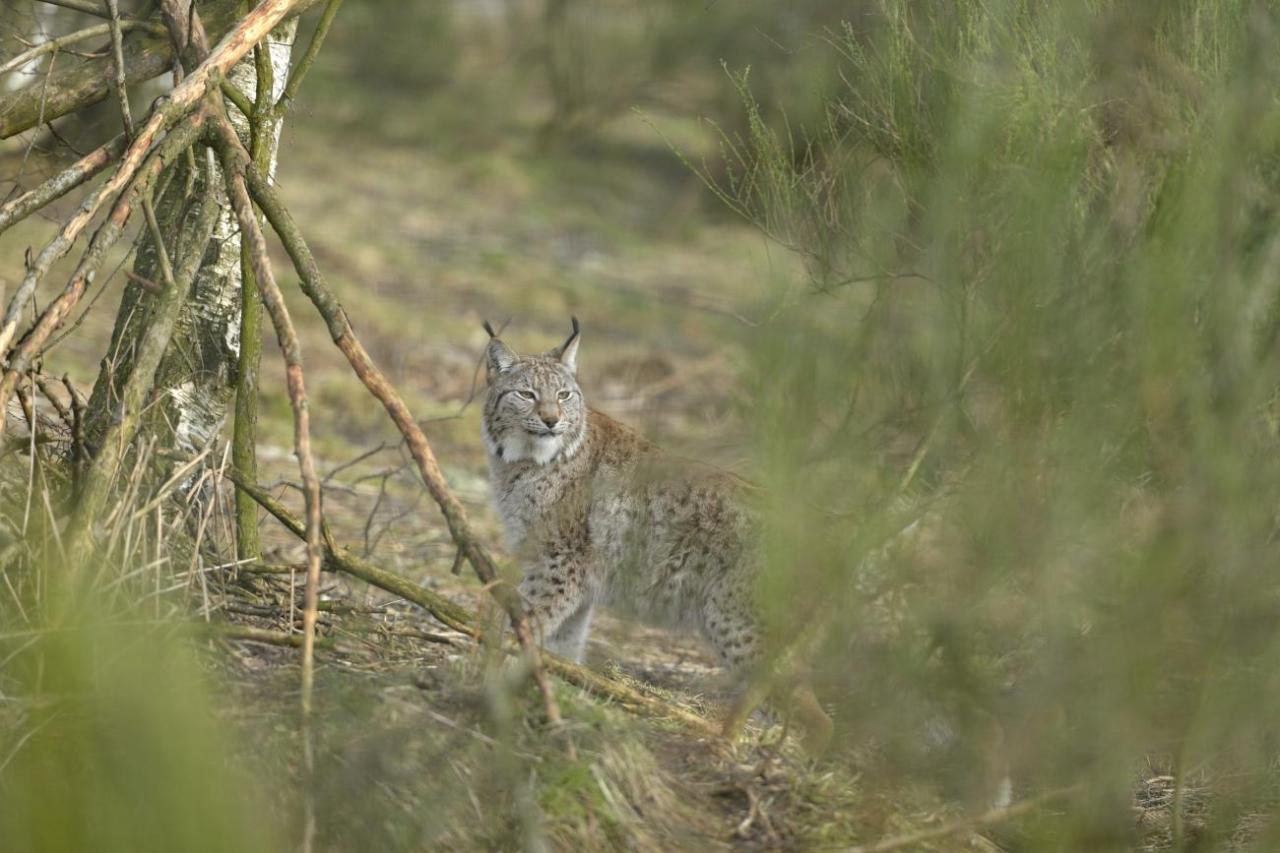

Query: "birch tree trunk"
(86, 21), (297, 461)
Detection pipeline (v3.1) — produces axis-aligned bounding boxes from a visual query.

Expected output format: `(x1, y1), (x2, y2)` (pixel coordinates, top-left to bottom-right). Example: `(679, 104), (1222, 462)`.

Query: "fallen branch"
(228, 473), (720, 736)
(211, 117), (326, 822)
(200, 623), (333, 649)
(207, 96), (324, 853)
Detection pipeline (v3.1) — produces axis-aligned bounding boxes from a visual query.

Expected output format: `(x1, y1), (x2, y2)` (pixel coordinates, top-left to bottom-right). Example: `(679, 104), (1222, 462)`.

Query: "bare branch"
(0, 0), (325, 139)
(228, 145), (573, 746)
(0, 111), (207, 435)
(104, 0), (136, 136)
(0, 20), (162, 77)
(0, 134), (125, 236)
(211, 111), (325, 844)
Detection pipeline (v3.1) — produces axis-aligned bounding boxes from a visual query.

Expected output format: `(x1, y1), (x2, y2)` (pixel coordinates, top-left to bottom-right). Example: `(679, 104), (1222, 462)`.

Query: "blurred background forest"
(3, 0), (1280, 850)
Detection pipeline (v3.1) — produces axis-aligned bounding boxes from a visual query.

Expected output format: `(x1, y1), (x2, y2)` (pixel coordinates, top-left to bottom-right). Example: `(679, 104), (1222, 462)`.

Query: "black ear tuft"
(482, 320), (497, 338)
(555, 316), (581, 374)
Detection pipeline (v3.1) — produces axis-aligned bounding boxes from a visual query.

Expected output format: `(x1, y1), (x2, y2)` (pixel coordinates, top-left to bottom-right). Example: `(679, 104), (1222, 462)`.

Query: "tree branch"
(231, 33), (279, 562)
(274, 0), (343, 116)
(0, 110), (207, 436)
(104, 0), (136, 136)
(158, 0), (211, 72)
(0, 0), (325, 139)
(0, 133), (125, 236)
(0, 20), (163, 77)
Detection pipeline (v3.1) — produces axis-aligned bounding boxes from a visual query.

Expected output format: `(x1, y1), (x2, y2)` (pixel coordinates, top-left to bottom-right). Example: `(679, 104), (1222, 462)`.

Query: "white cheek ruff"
(527, 435), (563, 465)
(483, 415), (585, 467)
(493, 432), (563, 465)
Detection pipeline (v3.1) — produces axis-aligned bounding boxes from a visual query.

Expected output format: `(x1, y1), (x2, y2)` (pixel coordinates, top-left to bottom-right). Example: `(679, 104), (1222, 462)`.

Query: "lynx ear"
(552, 316), (580, 375)
(483, 320), (519, 379)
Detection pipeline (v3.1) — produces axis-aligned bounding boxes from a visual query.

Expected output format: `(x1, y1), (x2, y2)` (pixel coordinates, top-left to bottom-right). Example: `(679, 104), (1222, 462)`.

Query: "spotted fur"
(480, 319), (763, 671)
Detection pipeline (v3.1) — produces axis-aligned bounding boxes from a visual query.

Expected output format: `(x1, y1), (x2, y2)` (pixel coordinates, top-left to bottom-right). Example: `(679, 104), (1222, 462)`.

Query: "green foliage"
(0, 598), (279, 852)
(719, 0), (1280, 843)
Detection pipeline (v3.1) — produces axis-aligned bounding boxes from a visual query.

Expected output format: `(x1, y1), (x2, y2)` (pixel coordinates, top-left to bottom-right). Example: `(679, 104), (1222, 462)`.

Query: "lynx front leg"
(705, 585), (832, 753)
(517, 552), (593, 660)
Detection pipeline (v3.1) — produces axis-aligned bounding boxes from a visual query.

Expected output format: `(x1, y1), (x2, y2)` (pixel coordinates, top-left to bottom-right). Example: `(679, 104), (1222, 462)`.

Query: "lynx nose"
(540, 414), (559, 428)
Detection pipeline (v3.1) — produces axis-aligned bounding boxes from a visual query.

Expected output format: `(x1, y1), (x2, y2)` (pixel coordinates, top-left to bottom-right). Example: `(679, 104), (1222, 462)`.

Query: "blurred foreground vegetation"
(4, 0), (1280, 849)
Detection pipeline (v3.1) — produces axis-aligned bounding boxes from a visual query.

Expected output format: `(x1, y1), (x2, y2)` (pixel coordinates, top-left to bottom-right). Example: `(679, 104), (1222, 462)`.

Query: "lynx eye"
(556, 389), (573, 401)
(515, 390), (537, 401)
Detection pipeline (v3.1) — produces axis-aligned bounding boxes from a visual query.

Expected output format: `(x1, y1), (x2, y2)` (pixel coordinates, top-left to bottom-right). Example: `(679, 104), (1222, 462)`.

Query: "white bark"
(87, 19), (297, 456)
(162, 19), (297, 456)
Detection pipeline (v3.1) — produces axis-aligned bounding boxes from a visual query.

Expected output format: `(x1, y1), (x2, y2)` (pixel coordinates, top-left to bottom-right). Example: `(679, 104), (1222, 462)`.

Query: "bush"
(717, 1), (1280, 844)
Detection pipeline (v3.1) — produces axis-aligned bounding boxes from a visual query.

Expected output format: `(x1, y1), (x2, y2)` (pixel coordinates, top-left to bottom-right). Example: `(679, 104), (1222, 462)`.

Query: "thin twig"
(274, 0), (343, 116)
(844, 785), (1084, 853)
(104, 0), (136, 136)
(201, 622), (331, 648)
(33, 0), (126, 20)
(220, 79), (253, 119)
(212, 111), (324, 851)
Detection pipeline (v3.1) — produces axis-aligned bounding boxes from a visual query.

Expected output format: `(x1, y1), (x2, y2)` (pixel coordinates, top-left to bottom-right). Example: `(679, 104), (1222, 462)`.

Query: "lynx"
(480, 318), (830, 747)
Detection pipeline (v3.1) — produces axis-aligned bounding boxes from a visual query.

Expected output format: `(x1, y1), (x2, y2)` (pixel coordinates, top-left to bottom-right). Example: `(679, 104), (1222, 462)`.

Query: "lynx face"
(481, 320), (586, 466)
